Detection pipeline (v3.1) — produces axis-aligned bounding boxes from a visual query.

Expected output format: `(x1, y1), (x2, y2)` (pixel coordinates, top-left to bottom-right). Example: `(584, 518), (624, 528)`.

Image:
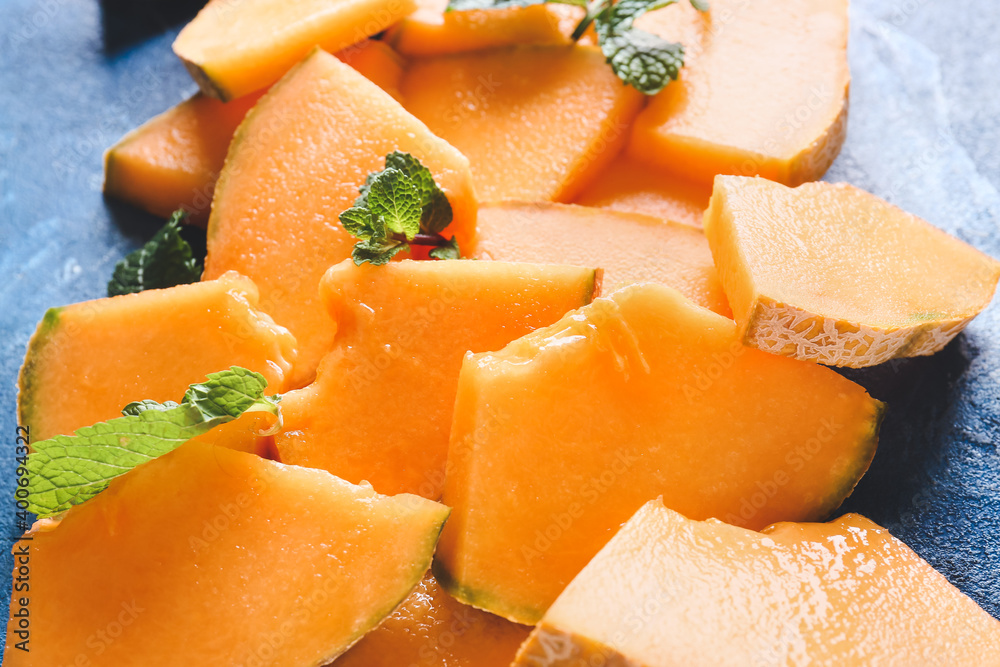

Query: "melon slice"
(386, 0), (580, 56)
(472, 202), (730, 316)
(572, 153), (712, 229)
(336, 573), (530, 666)
(435, 283), (883, 623)
(18, 272), (295, 455)
(515, 500), (1000, 665)
(401, 45), (643, 202)
(705, 176), (1000, 368)
(173, 0), (416, 101)
(628, 0), (850, 186)
(2, 440), (449, 666)
(204, 48), (477, 388)
(104, 40), (405, 223)
(274, 259), (600, 498)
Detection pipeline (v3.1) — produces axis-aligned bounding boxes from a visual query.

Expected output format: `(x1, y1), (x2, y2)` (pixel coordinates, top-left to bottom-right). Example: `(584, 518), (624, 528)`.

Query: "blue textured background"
(1, 0), (998, 648)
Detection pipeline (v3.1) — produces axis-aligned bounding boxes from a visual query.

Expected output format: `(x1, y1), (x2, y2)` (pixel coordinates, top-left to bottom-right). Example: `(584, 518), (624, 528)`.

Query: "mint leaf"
(689, 0), (708, 10)
(429, 237), (461, 261)
(341, 152), (462, 264)
(368, 168), (423, 239)
(107, 210), (202, 297)
(25, 367), (278, 518)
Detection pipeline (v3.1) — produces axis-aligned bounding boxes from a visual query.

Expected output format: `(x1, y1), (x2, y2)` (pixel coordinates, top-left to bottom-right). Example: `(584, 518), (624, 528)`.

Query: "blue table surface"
(2, 0), (999, 648)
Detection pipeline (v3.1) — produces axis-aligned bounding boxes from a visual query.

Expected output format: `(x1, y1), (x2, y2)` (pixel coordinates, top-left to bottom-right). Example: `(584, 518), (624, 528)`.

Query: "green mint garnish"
(24, 367), (280, 518)
(107, 210), (202, 297)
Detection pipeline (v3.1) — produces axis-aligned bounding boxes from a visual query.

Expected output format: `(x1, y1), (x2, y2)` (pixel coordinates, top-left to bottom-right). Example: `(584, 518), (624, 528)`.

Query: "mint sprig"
(446, 0), (708, 95)
(107, 210), (202, 297)
(24, 367), (280, 519)
(340, 151), (461, 266)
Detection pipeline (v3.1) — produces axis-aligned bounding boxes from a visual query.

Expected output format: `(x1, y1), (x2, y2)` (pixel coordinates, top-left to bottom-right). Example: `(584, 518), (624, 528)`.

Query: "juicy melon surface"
(275, 259), (600, 499)
(2, 441), (451, 667)
(705, 176), (1000, 368)
(18, 272), (295, 455)
(173, 0), (416, 100)
(629, 0), (850, 186)
(386, 0), (581, 56)
(515, 500), (1000, 666)
(204, 48), (477, 388)
(335, 573), (530, 666)
(571, 153), (712, 228)
(401, 45), (643, 202)
(435, 283), (883, 623)
(104, 40), (406, 223)
(472, 202), (730, 316)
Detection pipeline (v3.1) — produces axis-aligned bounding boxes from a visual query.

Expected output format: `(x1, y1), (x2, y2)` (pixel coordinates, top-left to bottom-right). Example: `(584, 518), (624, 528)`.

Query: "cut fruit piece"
(2, 440), (449, 667)
(205, 48), (477, 388)
(435, 283), (883, 624)
(275, 259), (600, 498)
(515, 500), (1000, 666)
(704, 176), (1000, 368)
(572, 153), (712, 229)
(336, 573), (530, 667)
(386, 0), (580, 56)
(173, 0), (416, 101)
(17, 272), (295, 456)
(104, 41), (406, 223)
(103, 91), (263, 223)
(401, 45), (643, 202)
(472, 202), (730, 316)
(628, 0), (850, 186)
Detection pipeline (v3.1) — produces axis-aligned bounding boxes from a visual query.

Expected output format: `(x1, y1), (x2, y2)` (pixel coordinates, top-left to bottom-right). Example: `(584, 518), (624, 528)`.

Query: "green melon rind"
(321, 505), (451, 665)
(432, 555), (545, 626)
(16, 306), (64, 439)
(813, 398), (887, 522)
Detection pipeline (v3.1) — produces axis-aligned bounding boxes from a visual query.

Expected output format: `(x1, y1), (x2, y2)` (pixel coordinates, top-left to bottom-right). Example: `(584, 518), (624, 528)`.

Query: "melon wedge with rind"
(514, 500), (1000, 666)
(172, 0), (416, 101)
(17, 272), (296, 456)
(435, 283), (883, 624)
(275, 259), (601, 499)
(204, 48), (477, 389)
(704, 176), (1000, 368)
(2, 440), (450, 666)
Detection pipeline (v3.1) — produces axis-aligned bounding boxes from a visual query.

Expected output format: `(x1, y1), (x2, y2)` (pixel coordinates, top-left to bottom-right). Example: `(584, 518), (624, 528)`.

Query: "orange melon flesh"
(274, 259), (600, 499)
(628, 0), (850, 186)
(572, 153), (712, 228)
(401, 45), (644, 202)
(17, 272), (296, 455)
(335, 573), (530, 666)
(204, 48), (477, 389)
(705, 176), (1000, 368)
(2, 441), (450, 666)
(104, 41), (405, 224)
(386, 0), (580, 56)
(515, 500), (1000, 665)
(435, 282), (883, 624)
(472, 202), (730, 316)
(173, 0), (416, 101)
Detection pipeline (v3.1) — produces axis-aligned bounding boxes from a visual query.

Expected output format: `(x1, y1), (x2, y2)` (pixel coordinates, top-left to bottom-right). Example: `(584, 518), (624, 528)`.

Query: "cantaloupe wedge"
(401, 45), (643, 202)
(385, 0), (580, 56)
(435, 283), (883, 623)
(274, 259), (600, 498)
(515, 500), (1000, 665)
(204, 48), (477, 388)
(18, 272), (295, 455)
(336, 573), (530, 666)
(705, 176), (1000, 368)
(2, 441), (449, 666)
(472, 202), (730, 316)
(572, 153), (712, 229)
(104, 40), (406, 223)
(173, 0), (416, 101)
(628, 0), (850, 186)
